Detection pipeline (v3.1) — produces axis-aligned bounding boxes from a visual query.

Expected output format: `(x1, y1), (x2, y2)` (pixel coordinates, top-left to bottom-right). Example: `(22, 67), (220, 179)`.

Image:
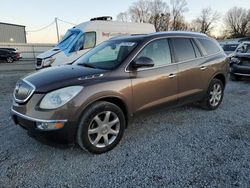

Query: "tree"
(148, 0), (171, 31)
(117, 12), (130, 22)
(128, 0), (151, 23)
(116, 0), (189, 32)
(170, 0), (188, 30)
(224, 7), (250, 38)
(191, 8), (220, 34)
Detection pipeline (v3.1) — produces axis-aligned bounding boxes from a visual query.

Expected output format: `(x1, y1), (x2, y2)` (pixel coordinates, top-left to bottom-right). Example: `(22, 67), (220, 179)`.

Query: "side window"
(171, 38), (196, 62)
(136, 39), (172, 68)
(84, 32), (96, 49)
(198, 38), (220, 55)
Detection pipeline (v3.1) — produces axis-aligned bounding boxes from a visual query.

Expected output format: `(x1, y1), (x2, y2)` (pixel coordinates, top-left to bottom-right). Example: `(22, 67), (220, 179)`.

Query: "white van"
(36, 16), (155, 69)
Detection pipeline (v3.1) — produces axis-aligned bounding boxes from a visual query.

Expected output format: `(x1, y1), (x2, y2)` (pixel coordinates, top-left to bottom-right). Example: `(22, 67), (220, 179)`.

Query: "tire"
(77, 101), (126, 154)
(6, 57), (14, 63)
(230, 74), (241, 81)
(200, 78), (224, 110)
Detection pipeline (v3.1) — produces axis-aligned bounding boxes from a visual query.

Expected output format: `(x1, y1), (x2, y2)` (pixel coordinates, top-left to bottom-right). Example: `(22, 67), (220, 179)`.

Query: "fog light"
(36, 122), (64, 130)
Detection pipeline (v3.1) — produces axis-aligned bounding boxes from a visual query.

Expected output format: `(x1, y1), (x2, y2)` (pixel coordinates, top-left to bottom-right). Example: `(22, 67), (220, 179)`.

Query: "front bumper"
(11, 108), (76, 144)
(230, 64), (250, 77)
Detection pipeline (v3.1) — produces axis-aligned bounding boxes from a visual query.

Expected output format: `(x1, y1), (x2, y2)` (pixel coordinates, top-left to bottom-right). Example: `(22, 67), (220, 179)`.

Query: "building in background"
(0, 22), (26, 43)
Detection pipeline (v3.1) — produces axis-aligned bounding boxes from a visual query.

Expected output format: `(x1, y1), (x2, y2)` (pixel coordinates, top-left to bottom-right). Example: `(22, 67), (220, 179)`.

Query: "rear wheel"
(77, 101), (125, 154)
(6, 57), (14, 63)
(200, 78), (224, 110)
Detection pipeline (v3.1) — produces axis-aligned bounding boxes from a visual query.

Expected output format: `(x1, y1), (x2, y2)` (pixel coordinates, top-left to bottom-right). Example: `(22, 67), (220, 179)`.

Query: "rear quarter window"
(198, 38), (220, 55)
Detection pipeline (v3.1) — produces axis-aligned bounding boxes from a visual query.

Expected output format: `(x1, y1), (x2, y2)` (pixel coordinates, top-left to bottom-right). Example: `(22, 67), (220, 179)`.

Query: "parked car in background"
(0, 48), (21, 63)
(12, 31), (228, 154)
(221, 42), (240, 56)
(230, 41), (250, 81)
(36, 16), (155, 70)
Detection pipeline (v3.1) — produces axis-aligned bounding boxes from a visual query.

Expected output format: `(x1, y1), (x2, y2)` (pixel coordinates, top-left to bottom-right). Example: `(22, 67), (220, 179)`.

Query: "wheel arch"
(213, 73), (226, 87)
(78, 95), (130, 128)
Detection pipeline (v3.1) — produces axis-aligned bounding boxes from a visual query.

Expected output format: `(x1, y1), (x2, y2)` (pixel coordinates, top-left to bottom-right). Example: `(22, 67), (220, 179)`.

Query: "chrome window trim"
(124, 35), (222, 73)
(11, 108), (68, 123)
(13, 79), (36, 103)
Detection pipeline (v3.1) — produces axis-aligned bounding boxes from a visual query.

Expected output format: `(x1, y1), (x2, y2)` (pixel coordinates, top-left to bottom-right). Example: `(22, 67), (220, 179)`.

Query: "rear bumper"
(230, 64), (250, 77)
(11, 108), (76, 144)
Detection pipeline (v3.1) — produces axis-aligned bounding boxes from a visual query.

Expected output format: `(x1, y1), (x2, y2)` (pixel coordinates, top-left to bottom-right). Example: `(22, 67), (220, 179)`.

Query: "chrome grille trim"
(13, 79), (36, 103)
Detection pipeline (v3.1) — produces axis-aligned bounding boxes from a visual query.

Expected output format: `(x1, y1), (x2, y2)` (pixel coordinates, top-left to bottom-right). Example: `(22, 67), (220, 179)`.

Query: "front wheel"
(200, 78), (224, 110)
(6, 57), (14, 63)
(77, 101), (125, 154)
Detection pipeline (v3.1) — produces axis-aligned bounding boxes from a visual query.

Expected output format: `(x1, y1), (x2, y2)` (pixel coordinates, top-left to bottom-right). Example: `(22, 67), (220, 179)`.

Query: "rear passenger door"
(130, 39), (178, 113)
(170, 37), (205, 104)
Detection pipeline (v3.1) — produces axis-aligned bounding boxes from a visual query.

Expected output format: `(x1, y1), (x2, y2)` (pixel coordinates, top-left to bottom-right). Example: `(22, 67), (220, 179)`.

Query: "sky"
(0, 0), (250, 43)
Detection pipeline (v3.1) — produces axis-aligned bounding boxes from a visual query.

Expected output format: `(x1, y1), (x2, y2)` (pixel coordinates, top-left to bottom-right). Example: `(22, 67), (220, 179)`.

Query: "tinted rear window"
(171, 38), (196, 62)
(198, 39), (220, 55)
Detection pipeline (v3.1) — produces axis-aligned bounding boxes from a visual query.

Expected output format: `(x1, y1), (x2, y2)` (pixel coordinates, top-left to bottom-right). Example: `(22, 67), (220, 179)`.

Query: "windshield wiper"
(79, 63), (97, 69)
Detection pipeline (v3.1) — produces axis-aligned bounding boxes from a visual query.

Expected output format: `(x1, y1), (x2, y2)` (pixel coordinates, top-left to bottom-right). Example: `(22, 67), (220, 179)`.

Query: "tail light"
(16, 52), (20, 58)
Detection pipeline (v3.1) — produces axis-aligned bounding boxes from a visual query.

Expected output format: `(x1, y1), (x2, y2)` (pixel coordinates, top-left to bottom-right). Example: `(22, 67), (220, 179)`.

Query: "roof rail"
(90, 16), (112, 21)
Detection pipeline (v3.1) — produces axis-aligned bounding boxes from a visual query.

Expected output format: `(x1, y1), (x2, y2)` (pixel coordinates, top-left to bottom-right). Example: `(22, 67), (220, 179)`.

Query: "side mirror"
(132, 57), (154, 69)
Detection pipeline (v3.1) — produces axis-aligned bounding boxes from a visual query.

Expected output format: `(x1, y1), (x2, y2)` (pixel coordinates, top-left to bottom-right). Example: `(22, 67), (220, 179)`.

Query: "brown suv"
(11, 32), (228, 154)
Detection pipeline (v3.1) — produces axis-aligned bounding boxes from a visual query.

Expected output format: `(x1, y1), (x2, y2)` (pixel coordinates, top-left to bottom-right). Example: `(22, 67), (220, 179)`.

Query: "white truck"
(36, 16), (155, 69)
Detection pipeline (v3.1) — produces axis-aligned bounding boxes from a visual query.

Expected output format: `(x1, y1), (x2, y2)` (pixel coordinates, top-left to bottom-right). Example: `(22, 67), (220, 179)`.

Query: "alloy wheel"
(209, 83), (222, 107)
(7, 57), (13, 63)
(88, 111), (120, 148)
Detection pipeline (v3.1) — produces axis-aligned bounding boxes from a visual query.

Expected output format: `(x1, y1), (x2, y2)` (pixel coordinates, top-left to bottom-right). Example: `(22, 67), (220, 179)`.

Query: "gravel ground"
(0, 63), (250, 187)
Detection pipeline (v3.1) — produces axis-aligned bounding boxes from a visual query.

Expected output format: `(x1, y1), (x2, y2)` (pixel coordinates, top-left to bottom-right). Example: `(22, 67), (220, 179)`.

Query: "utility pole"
(55, 17), (60, 43)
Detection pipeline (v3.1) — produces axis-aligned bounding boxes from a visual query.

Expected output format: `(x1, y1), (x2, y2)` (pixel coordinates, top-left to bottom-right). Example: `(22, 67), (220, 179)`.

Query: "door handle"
(200, 66), (207, 71)
(168, 73), (176, 79)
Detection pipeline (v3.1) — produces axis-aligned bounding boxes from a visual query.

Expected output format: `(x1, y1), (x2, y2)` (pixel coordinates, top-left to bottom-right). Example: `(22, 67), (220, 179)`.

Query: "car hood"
(23, 65), (109, 92)
(36, 47), (61, 59)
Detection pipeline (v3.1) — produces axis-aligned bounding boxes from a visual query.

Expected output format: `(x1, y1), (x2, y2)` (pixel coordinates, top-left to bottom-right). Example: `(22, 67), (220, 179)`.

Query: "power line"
(26, 18), (76, 33)
(26, 20), (55, 32)
(57, 18), (77, 26)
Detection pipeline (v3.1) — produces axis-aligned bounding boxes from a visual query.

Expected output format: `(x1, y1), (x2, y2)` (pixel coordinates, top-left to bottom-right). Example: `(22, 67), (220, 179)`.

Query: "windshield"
(223, 44), (239, 51)
(236, 43), (250, 53)
(57, 29), (81, 50)
(74, 40), (138, 70)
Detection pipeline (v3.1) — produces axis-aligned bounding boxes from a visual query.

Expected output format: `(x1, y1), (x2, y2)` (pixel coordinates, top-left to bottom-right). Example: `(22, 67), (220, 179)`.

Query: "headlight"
(40, 86), (83, 109)
(43, 57), (56, 67)
(230, 57), (240, 64)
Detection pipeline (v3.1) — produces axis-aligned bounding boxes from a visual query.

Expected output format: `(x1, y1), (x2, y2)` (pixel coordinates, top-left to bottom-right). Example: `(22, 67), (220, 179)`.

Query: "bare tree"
(116, 0), (189, 31)
(149, 0), (171, 31)
(128, 0), (151, 23)
(170, 0), (188, 30)
(117, 12), (130, 22)
(224, 7), (250, 38)
(191, 8), (220, 34)
(149, 13), (171, 31)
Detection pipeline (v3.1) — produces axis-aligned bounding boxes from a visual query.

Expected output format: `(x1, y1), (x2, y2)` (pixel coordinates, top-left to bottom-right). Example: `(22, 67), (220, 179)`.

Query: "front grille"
(36, 58), (43, 67)
(241, 60), (250, 66)
(14, 80), (35, 103)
